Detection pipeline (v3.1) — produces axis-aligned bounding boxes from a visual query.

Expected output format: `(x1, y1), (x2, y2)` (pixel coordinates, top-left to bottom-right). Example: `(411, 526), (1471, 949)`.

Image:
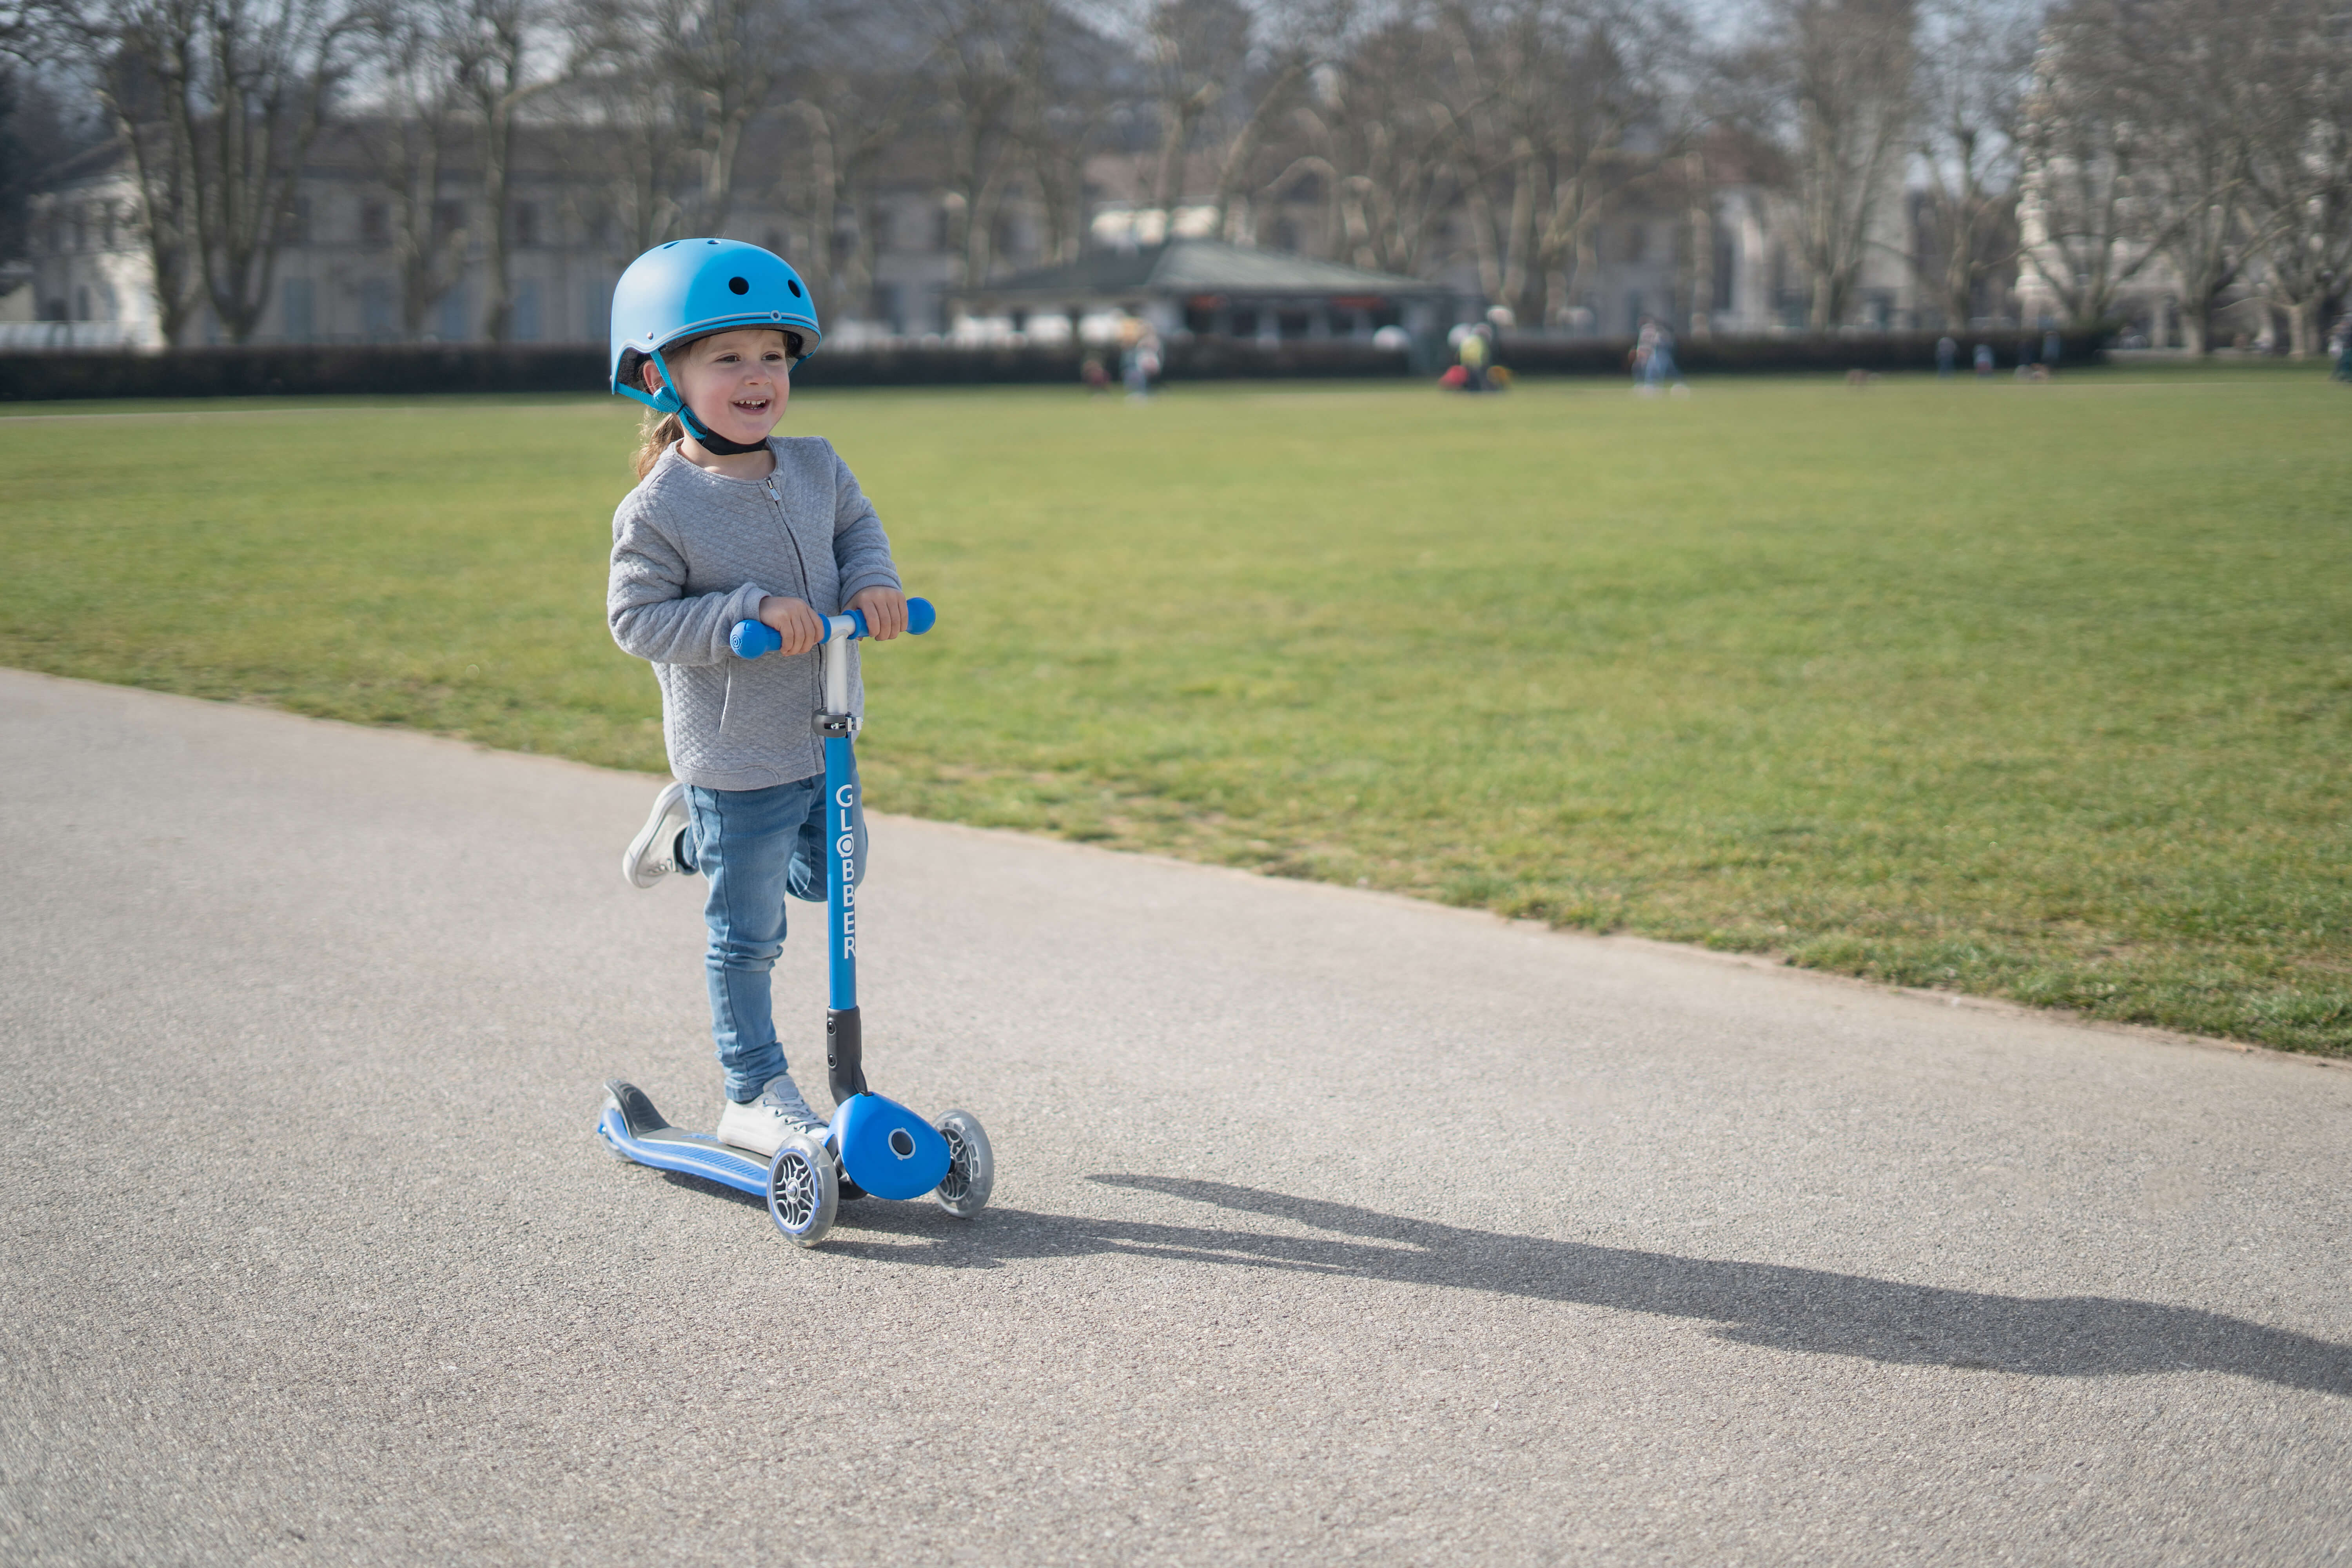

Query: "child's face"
(647, 328), (791, 446)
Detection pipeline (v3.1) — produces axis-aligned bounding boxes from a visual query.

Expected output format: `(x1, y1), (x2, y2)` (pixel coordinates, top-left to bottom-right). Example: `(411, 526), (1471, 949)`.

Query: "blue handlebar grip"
(731, 596), (935, 656)
(846, 608), (871, 640)
(730, 620), (782, 659)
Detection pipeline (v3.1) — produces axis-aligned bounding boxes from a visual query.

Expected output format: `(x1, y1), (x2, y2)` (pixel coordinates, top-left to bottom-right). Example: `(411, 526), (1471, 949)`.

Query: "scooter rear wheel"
(932, 1110), (993, 1219)
(768, 1133), (838, 1246)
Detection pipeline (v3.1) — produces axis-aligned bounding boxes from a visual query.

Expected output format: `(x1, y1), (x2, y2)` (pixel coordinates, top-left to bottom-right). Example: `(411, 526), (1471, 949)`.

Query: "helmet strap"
(685, 424), (773, 457)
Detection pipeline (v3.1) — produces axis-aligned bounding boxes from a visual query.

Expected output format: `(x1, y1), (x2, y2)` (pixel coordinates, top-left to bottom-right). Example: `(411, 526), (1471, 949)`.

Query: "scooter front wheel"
(932, 1110), (993, 1219)
(768, 1133), (838, 1246)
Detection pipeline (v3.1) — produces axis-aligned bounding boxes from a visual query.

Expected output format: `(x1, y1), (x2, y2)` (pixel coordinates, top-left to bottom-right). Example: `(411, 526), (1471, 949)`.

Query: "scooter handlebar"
(730, 595), (935, 659)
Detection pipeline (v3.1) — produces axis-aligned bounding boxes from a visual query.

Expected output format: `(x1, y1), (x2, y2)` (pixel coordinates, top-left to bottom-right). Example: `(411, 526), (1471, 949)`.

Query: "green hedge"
(0, 328), (2113, 401)
(0, 339), (1414, 399)
(1498, 327), (2114, 377)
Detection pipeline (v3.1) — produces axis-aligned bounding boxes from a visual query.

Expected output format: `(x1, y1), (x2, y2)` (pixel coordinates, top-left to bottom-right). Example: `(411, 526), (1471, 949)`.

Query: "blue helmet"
(609, 237), (821, 439)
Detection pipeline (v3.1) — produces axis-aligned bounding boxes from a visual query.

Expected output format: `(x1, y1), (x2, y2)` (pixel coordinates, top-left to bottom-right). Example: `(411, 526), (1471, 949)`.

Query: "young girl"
(604, 238), (906, 1157)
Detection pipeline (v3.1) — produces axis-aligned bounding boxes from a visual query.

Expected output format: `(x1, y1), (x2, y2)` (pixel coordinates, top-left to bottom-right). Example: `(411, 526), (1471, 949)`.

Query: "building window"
(360, 277), (396, 339)
(361, 202), (390, 246)
(932, 206), (951, 253)
(283, 197), (311, 246)
(100, 203), (116, 249)
(436, 283), (468, 341)
(434, 201), (466, 241)
(282, 278), (316, 341)
(514, 202), (539, 249)
(72, 207), (86, 251)
(1623, 223), (1646, 263)
(512, 279), (541, 340)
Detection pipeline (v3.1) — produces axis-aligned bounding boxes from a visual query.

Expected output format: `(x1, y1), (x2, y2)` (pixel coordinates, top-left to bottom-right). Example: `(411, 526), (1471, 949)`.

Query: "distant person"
(2331, 317), (2352, 382)
(1120, 322), (1161, 399)
(1081, 356), (1110, 395)
(1647, 323), (1682, 392)
(1633, 317), (1683, 394)
(1936, 336), (1957, 377)
(2043, 328), (2062, 370)
(1973, 343), (1995, 377)
(1459, 323), (1491, 391)
(603, 238), (912, 1160)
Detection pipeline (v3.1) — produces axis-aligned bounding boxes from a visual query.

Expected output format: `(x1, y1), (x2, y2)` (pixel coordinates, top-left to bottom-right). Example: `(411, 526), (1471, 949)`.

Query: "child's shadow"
(775, 1171), (2352, 1397)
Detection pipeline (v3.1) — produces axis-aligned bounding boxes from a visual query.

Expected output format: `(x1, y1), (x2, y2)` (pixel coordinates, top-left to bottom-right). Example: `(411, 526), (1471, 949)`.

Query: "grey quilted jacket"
(607, 437), (901, 790)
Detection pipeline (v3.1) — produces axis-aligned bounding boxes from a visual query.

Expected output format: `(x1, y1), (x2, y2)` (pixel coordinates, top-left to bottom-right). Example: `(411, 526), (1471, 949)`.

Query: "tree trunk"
(480, 93), (515, 341)
(2287, 299), (2316, 359)
(1207, 62), (1303, 245)
(1686, 154), (1712, 338)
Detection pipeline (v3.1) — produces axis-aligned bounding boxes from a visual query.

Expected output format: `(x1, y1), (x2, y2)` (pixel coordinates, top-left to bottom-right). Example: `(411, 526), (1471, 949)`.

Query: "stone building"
(18, 112), (1963, 353)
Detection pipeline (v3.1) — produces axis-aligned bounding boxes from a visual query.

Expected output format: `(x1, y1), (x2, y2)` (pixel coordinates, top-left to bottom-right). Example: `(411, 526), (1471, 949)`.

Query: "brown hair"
(633, 405), (684, 481)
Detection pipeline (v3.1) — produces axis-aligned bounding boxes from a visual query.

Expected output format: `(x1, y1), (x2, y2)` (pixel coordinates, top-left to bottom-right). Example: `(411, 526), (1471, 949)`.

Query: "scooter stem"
(734, 599), (935, 1107)
(817, 627), (867, 1104)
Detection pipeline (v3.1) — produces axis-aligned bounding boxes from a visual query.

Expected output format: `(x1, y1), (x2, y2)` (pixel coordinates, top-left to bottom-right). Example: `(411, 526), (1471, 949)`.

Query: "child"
(603, 238), (907, 1158)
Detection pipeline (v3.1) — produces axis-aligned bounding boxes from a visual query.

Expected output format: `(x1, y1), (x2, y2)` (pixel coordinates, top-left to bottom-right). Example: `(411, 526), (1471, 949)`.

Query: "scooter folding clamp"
(813, 711), (860, 737)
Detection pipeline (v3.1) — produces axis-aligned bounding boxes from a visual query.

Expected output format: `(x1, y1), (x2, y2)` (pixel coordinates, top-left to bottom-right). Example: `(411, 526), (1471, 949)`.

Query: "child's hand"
(849, 586), (908, 641)
(757, 595), (825, 656)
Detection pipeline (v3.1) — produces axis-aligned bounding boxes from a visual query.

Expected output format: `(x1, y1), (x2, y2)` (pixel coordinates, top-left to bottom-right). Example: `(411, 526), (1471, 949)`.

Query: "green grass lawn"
(5, 368), (2347, 1054)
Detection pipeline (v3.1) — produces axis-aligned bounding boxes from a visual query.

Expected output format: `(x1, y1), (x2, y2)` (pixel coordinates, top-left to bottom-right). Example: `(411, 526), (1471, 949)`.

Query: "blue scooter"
(597, 595), (993, 1247)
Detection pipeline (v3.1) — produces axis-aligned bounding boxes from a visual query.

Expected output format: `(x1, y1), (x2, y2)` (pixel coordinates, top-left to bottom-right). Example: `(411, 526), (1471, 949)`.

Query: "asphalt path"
(2, 669), (2347, 1566)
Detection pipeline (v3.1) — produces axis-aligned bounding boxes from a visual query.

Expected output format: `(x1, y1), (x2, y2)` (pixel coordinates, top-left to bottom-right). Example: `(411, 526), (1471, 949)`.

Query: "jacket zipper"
(763, 472), (815, 599)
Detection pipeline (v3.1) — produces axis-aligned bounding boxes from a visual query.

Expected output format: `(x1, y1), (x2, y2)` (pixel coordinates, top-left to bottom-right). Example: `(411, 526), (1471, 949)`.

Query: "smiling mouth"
(732, 396), (772, 414)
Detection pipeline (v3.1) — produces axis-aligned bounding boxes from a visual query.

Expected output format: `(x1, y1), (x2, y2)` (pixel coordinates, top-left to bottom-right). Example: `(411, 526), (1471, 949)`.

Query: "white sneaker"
(622, 780), (690, 889)
(715, 1073), (829, 1157)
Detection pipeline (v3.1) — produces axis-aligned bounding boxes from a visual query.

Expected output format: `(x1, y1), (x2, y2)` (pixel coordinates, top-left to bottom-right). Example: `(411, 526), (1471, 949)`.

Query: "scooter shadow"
(794, 1172), (2352, 1398)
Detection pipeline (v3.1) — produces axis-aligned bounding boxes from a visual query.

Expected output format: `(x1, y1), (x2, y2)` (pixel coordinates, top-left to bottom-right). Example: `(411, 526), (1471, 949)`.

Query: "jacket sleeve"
(830, 447), (902, 604)
(608, 495), (770, 666)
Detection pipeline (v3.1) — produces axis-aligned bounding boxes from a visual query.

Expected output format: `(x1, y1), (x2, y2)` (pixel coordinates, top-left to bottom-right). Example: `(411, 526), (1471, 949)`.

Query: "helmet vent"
(788, 279), (803, 298)
(728, 276), (749, 294)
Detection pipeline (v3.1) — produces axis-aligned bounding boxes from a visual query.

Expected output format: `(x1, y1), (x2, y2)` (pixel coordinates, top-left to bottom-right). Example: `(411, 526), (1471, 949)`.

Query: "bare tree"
(1256, 16), (1438, 272)
(2241, 0), (2352, 356)
(570, 0), (694, 253)
(1448, 0), (1685, 330)
(1744, 0), (1916, 329)
(50, 0), (361, 343)
(644, 0), (789, 235)
(355, 0), (470, 339)
(2016, 0), (2165, 325)
(451, 0), (569, 341)
(1907, 0), (2032, 328)
(2129, 0), (2264, 352)
(1141, 0), (1248, 211)
(917, 0), (1060, 291)
(0, 59), (102, 267)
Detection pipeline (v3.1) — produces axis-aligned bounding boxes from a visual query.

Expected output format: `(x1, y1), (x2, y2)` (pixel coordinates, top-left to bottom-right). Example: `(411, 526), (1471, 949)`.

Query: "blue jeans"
(679, 769), (868, 1103)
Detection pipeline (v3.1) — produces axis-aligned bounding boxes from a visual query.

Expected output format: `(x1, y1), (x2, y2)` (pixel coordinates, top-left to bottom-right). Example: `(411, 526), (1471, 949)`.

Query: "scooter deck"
(598, 1080), (771, 1198)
